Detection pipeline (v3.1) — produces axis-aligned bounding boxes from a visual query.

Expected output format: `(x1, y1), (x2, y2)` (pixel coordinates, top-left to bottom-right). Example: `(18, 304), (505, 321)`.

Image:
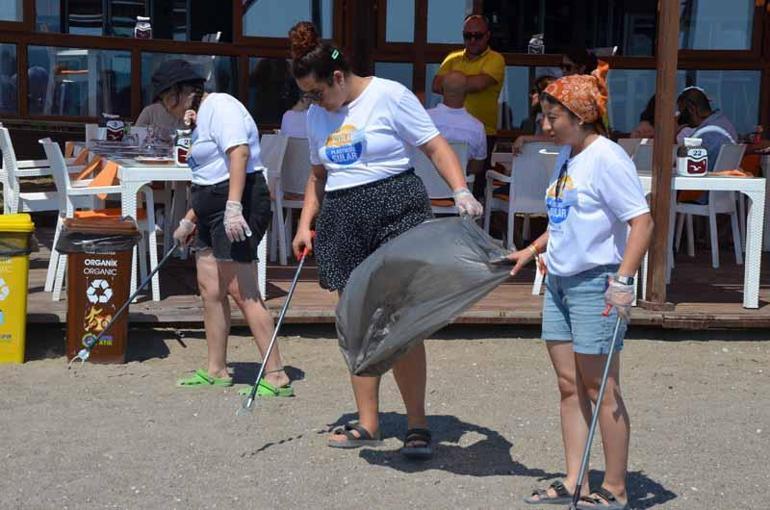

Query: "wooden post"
(642, 0), (679, 309)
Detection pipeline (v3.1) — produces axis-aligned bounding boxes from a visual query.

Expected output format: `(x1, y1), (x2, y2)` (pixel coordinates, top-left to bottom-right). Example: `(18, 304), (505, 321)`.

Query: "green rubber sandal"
(176, 369), (233, 388)
(238, 379), (294, 397)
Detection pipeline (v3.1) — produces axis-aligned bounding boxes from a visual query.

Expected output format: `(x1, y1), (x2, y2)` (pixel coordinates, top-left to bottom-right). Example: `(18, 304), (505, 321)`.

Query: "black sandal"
(327, 423), (383, 449)
(577, 487), (629, 510)
(523, 480), (573, 505)
(400, 428), (433, 460)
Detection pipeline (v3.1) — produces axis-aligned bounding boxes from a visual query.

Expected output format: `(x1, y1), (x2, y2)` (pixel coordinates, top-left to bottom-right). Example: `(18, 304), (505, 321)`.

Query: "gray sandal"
(327, 423), (383, 449)
(523, 480), (573, 505)
(576, 487), (629, 510)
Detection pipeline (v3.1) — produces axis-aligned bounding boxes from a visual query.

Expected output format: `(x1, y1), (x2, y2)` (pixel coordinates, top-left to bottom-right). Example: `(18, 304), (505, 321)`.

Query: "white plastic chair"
(0, 124), (92, 214)
(483, 142), (560, 249)
(271, 137), (312, 265)
(260, 133), (289, 265)
(39, 138), (157, 301)
(413, 142), (471, 215)
(618, 138), (643, 158)
(674, 143), (746, 269)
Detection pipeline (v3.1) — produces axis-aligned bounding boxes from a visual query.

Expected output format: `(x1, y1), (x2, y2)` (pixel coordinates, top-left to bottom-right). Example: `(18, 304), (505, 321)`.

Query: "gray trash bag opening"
(55, 230), (142, 254)
(336, 217), (513, 377)
(0, 234), (36, 256)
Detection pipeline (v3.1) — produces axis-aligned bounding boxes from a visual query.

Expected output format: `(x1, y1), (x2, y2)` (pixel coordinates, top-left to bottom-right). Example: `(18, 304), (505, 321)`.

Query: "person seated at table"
(676, 86), (737, 170)
(560, 47), (598, 77)
(280, 80), (309, 138)
(427, 71), (487, 178)
(135, 62), (189, 132)
(165, 60), (293, 396)
(520, 74), (557, 135)
(630, 95), (656, 139)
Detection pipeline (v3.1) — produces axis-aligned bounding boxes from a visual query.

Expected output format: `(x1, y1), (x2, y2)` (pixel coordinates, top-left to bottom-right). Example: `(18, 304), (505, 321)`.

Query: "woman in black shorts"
(289, 22), (482, 457)
(158, 60), (292, 396)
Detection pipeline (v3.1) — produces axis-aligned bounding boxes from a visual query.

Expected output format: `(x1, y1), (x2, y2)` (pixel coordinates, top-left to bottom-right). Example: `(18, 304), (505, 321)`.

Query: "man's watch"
(616, 274), (635, 285)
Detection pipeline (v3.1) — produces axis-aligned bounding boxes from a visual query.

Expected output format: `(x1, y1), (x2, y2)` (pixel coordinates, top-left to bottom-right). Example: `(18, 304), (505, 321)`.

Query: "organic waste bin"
(56, 217), (140, 363)
(0, 214), (35, 364)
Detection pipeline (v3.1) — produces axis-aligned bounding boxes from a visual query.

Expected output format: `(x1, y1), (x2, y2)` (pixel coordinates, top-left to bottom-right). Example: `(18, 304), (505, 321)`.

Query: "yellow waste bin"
(0, 214), (35, 364)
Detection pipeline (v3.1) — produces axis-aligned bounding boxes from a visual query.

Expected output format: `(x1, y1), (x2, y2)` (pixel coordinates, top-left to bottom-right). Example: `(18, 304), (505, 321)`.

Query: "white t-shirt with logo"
(545, 136), (650, 277)
(307, 77), (440, 191)
(188, 93), (266, 185)
(427, 103), (487, 161)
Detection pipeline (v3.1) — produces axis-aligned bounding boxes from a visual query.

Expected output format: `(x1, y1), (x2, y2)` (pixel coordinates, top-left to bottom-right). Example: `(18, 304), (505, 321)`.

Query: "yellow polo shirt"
(437, 48), (505, 135)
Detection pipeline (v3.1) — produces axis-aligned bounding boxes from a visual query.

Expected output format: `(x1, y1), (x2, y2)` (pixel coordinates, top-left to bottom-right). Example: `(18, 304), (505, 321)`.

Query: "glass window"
(386, 0), (414, 43)
(375, 62), (413, 90)
(26, 46), (131, 117)
(425, 63), (441, 108)
(607, 69), (658, 133)
(243, 0), (333, 38)
(0, 44), (17, 115)
(248, 57), (295, 126)
(0, 0), (23, 22)
(141, 53), (238, 106)
(35, 1), (233, 41)
(427, 0), (471, 44)
(692, 70), (760, 136)
(680, 0), (754, 50)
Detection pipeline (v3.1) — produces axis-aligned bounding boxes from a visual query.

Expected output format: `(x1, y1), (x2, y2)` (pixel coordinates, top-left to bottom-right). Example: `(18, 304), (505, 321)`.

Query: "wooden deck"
(24, 226), (770, 330)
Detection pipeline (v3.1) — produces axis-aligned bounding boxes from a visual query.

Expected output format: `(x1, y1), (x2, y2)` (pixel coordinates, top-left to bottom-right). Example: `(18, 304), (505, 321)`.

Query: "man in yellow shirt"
(432, 14), (504, 195)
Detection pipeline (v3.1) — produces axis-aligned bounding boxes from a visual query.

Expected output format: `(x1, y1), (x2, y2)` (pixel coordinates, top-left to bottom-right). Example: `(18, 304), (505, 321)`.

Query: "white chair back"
(259, 133), (289, 187)
(632, 140), (653, 173)
(508, 142), (560, 213)
(85, 123), (104, 141)
(0, 124), (20, 213)
(618, 138), (642, 158)
(39, 138), (73, 215)
(281, 137), (312, 195)
(413, 142), (469, 200)
(713, 143), (746, 171)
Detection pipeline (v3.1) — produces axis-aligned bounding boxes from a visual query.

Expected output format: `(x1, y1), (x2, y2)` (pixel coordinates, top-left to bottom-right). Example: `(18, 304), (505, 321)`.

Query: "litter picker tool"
(237, 243), (311, 416)
(68, 241), (180, 370)
(568, 310), (624, 510)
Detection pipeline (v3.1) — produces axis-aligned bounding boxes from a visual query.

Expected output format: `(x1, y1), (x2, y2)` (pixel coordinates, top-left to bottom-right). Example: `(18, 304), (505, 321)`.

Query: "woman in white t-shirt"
(509, 63), (653, 509)
(280, 80), (309, 138)
(160, 61), (292, 397)
(288, 22), (482, 459)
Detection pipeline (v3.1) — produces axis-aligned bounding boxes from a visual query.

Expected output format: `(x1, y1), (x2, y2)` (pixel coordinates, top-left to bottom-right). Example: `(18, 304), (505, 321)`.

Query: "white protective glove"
(223, 200), (252, 243)
(173, 218), (196, 247)
(604, 275), (635, 320)
(453, 188), (483, 218)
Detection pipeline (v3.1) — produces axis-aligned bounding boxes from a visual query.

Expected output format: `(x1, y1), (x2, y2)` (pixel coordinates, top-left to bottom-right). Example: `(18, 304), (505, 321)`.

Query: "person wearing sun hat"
(507, 62), (653, 510)
(134, 59), (200, 131)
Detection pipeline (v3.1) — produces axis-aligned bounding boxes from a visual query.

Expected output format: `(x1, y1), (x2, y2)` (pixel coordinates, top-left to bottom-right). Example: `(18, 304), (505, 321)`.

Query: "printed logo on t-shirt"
(324, 124), (364, 165)
(545, 175), (577, 225)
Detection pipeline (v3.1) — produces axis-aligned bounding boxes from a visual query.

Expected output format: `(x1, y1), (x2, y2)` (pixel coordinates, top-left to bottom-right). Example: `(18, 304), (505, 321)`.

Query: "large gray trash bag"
(336, 216), (512, 376)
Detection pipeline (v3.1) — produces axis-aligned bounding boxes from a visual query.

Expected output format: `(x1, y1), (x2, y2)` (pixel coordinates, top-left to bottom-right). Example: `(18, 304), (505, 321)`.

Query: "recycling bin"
(0, 214), (35, 364)
(56, 217), (140, 363)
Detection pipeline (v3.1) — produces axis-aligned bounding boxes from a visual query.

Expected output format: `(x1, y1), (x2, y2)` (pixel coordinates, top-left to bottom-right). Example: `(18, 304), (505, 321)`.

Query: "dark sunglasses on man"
(463, 31), (487, 41)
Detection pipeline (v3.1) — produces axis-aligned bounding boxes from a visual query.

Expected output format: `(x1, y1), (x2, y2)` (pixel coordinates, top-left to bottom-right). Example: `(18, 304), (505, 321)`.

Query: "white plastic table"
(116, 160), (268, 301)
(637, 173), (765, 308)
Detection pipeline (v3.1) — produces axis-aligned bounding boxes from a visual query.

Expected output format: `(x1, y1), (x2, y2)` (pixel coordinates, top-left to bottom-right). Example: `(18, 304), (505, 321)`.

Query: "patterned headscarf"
(544, 60), (609, 127)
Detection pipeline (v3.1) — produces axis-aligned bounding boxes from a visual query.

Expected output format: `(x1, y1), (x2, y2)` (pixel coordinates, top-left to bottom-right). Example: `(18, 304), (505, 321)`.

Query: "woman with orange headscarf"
(508, 63), (653, 510)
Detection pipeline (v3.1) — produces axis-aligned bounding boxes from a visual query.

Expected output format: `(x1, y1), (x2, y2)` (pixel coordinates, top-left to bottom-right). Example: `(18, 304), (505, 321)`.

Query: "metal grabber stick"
(237, 244), (311, 416)
(68, 241), (180, 370)
(568, 308), (625, 510)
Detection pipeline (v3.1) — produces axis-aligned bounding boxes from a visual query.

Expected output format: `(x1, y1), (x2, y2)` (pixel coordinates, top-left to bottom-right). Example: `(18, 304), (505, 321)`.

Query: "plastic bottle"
(676, 137), (708, 176)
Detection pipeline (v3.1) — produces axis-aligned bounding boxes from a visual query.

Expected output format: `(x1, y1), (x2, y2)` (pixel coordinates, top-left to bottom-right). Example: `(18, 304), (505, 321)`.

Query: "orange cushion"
(283, 192), (305, 201)
(75, 208), (147, 220)
(493, 193), (509, 201)
(430, 198), (455, 208)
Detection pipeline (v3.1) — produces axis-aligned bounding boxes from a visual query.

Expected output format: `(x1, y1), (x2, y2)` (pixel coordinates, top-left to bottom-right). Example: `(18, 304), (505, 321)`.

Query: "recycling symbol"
(0, 278), (8, 301)
(86, 279), (113, 304)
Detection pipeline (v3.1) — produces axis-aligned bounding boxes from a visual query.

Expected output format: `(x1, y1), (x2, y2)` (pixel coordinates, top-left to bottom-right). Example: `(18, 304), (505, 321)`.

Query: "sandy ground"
(1, 325), (769, 510)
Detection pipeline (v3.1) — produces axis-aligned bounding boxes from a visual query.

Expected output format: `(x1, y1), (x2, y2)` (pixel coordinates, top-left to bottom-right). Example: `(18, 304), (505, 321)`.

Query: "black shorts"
(190, 172), (271, 263)
(315, 170), (433, 291)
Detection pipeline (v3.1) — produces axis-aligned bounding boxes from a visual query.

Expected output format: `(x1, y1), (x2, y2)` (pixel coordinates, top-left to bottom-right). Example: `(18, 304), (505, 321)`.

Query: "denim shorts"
(541, 264), (628, 355)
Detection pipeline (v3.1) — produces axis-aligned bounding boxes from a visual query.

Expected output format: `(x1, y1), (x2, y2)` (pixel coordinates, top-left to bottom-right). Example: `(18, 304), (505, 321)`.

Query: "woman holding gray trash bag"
(288, 22), (481, 458)
(161, 60), (292, 397)
(508, 62), (652, 509)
